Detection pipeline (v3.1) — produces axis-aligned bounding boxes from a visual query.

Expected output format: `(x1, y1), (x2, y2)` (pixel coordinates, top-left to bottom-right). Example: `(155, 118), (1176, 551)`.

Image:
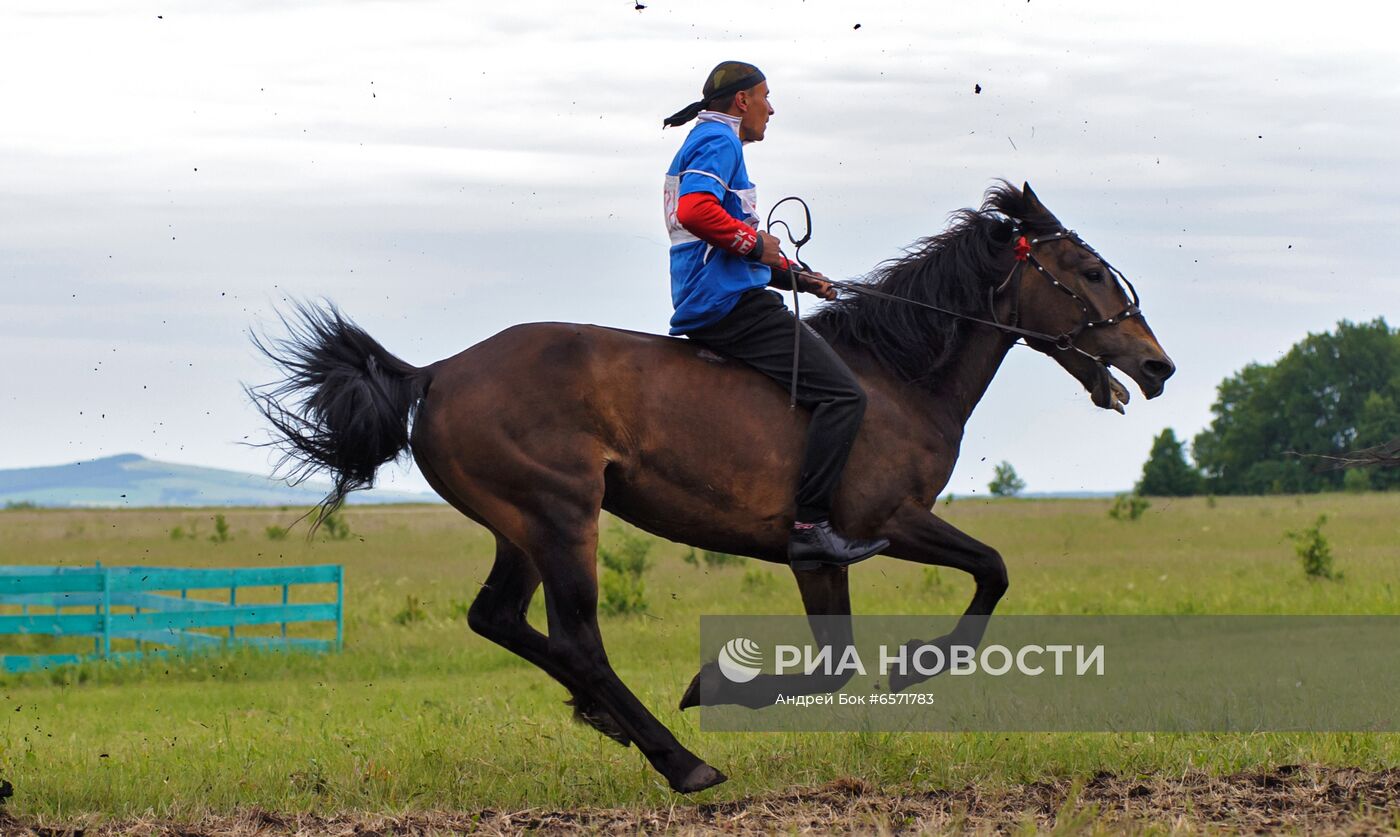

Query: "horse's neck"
(824, 319), (1015, 440)
(852, 323), (1015, 446)
(927, 324), (1018, 427)
(812, 309), (1015, 437)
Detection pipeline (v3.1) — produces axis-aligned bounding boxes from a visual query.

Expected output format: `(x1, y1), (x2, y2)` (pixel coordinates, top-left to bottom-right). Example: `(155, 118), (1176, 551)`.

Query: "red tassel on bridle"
(1013, 235), (1032, 262)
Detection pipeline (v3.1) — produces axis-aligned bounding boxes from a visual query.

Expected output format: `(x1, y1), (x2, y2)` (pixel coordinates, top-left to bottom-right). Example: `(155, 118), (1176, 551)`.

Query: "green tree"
(988, 461), (1026, 497)
(1136, 428), (1203, 496)
(1193, 318), (1400, 494)
(1354, 391), (1400, 490)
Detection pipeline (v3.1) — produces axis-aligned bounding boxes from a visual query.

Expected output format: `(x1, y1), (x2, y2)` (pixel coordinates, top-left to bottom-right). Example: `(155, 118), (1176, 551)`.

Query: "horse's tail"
(247, 301), (432, 530)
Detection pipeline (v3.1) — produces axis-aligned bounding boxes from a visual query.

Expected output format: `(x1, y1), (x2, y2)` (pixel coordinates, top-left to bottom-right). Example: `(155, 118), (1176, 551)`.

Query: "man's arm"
(675, 192), (784, 265)
(675, 192), (836, 300)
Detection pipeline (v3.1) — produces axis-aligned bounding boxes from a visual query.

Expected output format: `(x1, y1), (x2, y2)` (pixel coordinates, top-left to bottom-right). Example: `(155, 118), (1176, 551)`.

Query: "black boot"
(787, 520), (889, 572)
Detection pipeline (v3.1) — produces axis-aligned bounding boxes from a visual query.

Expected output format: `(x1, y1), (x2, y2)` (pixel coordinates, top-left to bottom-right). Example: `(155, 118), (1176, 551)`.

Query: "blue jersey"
(663, 114), (771, 334)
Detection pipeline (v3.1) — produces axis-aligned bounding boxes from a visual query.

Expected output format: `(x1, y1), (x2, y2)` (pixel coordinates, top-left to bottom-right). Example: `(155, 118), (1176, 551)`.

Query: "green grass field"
(1, 494), (1397, 823)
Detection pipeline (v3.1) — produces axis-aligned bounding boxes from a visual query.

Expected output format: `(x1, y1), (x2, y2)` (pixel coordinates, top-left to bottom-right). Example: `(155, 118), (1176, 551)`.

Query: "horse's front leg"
(679, 565), (855, 709)
(881, 500), (1009, 692)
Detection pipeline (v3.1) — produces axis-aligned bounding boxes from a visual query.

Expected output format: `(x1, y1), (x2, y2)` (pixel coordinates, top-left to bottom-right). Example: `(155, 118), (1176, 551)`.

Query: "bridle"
(994, 226), (1142, 354)
(766, 197), (1143, 396)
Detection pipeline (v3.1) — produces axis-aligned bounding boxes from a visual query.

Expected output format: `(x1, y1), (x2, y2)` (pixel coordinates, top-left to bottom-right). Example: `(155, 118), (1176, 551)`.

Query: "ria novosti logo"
(718, 637), (764, 682)
(715, 636), (1105, 680)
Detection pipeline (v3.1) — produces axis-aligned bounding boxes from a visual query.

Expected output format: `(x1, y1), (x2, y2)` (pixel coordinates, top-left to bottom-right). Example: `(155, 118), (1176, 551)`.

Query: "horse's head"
(1001, 182), (1175, 413)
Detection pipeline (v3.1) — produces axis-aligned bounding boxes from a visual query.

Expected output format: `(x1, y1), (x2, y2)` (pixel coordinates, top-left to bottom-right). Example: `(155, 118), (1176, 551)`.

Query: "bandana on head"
(663, 61), (765, 128)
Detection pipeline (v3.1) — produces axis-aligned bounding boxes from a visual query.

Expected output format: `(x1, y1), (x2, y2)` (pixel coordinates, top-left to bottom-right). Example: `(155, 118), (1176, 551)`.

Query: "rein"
(765, 197), (1143, 407)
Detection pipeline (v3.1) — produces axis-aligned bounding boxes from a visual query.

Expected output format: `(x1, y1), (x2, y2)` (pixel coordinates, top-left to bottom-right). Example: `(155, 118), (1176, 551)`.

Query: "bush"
(1342, 468), (1371, 494)
(393, 595), (427, 625)
(209, 514), (232, 543)
(599, 531), (652, 616)
(1288, 514), (1340, 580)
(1108, 493), (1150, 521)
(265, 525), (289, 541)
(741, 567), (777, 592)
(320, 513), (352, 541)
(3, 500), (38, 510)
(683, 548), (746, 568)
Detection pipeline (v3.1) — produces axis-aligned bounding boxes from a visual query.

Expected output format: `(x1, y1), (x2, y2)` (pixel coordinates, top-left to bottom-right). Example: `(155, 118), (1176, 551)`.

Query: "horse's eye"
(1084, 269), (1104, 283)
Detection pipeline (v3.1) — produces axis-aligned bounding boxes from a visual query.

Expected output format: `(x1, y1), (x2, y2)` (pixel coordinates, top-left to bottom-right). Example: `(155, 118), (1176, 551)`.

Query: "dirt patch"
(5, 766), (1398, 835)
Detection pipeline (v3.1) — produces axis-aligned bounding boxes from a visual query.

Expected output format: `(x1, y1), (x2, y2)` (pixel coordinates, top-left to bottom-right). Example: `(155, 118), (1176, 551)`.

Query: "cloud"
(2, 0), (1396, 496)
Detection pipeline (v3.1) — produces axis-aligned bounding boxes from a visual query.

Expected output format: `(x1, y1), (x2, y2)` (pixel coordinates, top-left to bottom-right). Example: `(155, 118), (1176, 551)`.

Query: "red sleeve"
(676, 192), (759, 257)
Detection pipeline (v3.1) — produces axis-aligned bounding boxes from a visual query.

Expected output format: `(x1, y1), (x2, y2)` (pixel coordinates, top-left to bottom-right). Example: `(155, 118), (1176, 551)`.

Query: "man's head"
(663, 60), (772, 139)
(712, 79), (773, 143)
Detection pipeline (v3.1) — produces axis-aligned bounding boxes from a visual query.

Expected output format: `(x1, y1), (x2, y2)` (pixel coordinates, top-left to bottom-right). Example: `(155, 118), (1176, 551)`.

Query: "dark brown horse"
(252, 182), (1174, 794)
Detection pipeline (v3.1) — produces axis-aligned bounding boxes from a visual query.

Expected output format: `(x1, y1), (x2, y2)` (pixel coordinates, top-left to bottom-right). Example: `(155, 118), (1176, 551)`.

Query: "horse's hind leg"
(417, 433), (721, 792)
(467, 536), (631, 747)
(527, 514), (726, 794)
(416, 449), (634, 746)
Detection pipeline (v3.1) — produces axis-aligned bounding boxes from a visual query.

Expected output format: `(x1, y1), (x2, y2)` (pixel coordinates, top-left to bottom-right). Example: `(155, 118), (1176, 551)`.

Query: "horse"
(250, 181), (1175, 794)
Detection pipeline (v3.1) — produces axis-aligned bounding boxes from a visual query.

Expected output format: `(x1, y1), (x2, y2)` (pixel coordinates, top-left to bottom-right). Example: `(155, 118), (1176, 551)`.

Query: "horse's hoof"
(566, 697), (631, 747)
(678, 672), (703, 710)
(672, 762), (727, 794)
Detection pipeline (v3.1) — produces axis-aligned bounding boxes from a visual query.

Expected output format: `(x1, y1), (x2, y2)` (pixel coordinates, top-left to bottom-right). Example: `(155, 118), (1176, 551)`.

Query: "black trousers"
(688, 288), (867, 522)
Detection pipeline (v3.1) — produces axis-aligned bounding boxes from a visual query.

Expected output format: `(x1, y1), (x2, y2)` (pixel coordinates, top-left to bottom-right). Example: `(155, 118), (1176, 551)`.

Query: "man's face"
(736, 81), (774, 142)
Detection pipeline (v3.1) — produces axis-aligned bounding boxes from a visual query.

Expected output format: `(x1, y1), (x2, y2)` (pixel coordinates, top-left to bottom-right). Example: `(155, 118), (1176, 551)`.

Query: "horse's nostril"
(1143, 358), (1176, 380)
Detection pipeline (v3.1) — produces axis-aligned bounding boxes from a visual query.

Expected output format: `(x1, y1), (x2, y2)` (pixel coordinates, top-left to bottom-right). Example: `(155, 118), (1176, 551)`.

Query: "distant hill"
(0, 454), (443, 509)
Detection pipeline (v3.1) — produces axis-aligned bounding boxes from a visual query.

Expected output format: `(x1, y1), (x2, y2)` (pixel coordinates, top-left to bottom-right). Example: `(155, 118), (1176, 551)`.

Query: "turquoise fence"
(0, 564), (343, 673)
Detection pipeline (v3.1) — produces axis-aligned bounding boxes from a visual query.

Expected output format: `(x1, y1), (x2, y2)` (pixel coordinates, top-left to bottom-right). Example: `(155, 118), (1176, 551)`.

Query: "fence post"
(99, 563), (111, 659)
(228, 579), (237, 645)
(335, 566), (344, 653)
(281, 583), (289, 641)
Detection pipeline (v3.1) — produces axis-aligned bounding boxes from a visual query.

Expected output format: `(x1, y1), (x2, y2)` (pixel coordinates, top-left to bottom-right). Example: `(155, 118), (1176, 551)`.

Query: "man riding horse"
(253, 64), (1177, 790)
(663, 61), (890, 571)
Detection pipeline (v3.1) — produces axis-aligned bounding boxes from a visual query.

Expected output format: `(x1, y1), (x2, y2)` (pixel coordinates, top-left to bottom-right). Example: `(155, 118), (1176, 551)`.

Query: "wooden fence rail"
(0, 564), (343, 673)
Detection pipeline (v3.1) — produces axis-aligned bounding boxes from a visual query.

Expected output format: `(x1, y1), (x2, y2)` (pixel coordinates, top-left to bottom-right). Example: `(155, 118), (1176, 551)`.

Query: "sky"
(2, 0), (1397, 497)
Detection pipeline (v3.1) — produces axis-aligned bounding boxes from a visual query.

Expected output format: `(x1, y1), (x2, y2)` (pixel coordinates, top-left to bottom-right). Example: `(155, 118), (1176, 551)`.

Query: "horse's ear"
(1022, 181), (1043, 209)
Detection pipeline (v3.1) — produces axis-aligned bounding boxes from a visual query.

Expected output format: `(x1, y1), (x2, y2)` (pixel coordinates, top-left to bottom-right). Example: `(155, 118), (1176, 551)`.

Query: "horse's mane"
(807, 181), (1063, 387)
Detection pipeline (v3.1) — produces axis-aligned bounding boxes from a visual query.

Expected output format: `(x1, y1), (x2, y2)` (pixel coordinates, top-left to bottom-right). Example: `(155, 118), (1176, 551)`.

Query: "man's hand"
(754, 230), (785, 268)
(795, 270), (838, 301)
